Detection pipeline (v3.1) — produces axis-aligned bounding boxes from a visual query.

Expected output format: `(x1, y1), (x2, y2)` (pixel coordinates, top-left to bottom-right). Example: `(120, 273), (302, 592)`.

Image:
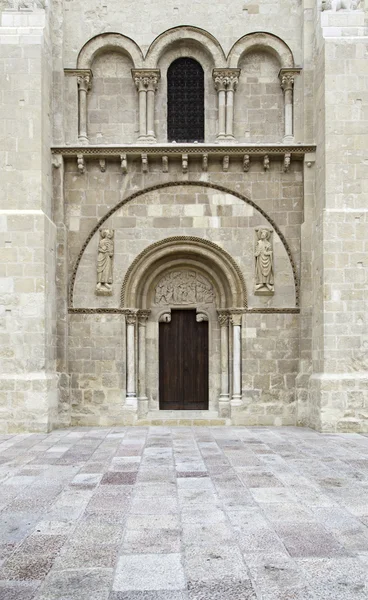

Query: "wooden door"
(159, 309), (208, 410)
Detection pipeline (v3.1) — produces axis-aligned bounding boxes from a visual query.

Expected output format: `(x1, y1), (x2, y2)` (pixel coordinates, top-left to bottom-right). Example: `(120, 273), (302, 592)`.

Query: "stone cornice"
(64, 68), (93, 79)
(51, 143), (316, 160)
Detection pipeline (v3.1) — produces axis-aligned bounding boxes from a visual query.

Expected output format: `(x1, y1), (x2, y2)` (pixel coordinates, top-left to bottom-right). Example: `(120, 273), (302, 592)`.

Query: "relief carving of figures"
(254, 228), (274, 295)
(154, 270), (215, 306)
(96, 229), (114, 295)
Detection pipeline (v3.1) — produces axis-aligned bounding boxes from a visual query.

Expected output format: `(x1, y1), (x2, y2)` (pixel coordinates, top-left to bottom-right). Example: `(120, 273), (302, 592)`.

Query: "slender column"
(217, 311), (230, 416)
(230, 313), (242, 407)
(225, 75), (238, 139)
(146, 77), (159, 141)
(213, 69), (240, 142)
(132, 70), (160, 142)
(138, 81), (147, 140)
(125, 310), (138, 409)
(137, 310), (150, 417)
(279, 70), (298, 142)
(77, 73), (91, 144)
(214, 75), (226, 139)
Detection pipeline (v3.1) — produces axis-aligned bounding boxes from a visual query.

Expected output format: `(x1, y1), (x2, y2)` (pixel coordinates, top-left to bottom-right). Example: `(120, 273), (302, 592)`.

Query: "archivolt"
(121, 237), (247, 309)
(227, 32), (294, 68)
(144, 26), (226, 68)
(69, 181), (300, 308)
(77, 32), (144, 69)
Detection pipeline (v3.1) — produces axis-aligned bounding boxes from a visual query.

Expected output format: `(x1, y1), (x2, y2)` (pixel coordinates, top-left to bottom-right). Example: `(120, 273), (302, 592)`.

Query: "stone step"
(136, 410), (227, 426)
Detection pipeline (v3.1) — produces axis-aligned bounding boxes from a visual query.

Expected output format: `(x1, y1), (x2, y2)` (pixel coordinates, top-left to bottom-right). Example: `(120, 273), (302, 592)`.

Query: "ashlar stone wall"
(62, 158), (302, 427)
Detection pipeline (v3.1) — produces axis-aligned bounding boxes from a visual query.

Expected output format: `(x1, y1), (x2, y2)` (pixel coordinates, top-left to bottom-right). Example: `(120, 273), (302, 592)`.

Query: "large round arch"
(121, 236), (247, 309)
(69, 181), (299, 308)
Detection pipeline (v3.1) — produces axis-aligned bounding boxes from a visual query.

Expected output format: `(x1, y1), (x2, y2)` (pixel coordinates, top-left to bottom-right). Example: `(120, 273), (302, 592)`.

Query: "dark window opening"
(167, 57), (204, 143)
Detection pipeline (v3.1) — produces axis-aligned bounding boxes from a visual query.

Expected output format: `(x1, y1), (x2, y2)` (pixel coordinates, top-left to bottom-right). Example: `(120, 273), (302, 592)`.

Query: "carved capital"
(279, 69), (301, 92)
(125, 310), (138, 326)
(230, 312), (242, 327)
(322, 0), (361, 10)
(213, 69), (241, 92)
(217, 311), (229, 327)
(137, 310), (151, 326)
(132, 69), (161, 92)
(77, 74), (92, 93)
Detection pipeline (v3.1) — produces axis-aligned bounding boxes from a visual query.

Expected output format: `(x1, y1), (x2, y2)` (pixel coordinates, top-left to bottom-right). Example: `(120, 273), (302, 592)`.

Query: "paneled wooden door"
(159, 309), (209, 410)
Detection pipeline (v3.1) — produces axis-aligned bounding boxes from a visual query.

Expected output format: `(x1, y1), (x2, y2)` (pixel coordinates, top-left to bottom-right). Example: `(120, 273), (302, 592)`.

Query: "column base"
(230, 395), (243, 407)
(137, 135), (157, 144)
(219, 395), (230, 418)
(137, 397), (149, 419)
(283, 134), (295, 143)
(125, 395), (138, 411)
(78, 136), (89, 145)
(215, 135), (227, 143)
(224, 135), (237, 143)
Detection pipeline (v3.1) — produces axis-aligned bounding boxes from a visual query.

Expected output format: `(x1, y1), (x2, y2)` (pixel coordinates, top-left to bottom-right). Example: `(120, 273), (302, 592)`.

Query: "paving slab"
(0, 427), (367, 599)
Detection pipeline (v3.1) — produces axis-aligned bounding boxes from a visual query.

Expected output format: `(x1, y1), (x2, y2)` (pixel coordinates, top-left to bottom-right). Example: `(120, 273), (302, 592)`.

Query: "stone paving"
(0, 427), (368, 599)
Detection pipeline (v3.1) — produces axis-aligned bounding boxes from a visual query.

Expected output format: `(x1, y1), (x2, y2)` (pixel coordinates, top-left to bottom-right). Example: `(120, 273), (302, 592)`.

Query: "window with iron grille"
(167, 58), (204, 143)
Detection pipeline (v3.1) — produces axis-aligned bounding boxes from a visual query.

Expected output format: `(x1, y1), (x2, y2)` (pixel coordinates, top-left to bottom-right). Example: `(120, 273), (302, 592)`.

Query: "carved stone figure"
(254, 228), (274, 294)
(154, 270), (215, 305)
(96, 229), (114, 295)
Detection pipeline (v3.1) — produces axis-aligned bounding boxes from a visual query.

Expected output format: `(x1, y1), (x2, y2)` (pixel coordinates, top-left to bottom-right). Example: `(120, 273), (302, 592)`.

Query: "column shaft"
(225, 89), (234, 138)
(138, 89), (147, 139)
(220, 322), (229, 399)
(125, 313), (137, 410)
(79, 89), (87, 140)
(218, 89), (226, 138)
(146, 89), (155, 139)
(231, 314), (242, 407)
(284, 88), (293, 139)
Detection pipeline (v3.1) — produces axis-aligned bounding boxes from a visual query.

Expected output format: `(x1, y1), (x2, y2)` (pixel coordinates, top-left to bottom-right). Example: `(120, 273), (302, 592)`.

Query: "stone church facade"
(0, 0), (367, 433)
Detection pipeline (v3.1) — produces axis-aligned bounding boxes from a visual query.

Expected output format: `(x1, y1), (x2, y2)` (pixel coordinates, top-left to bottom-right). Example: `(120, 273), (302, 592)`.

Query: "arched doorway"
(121, 237), (247, 419)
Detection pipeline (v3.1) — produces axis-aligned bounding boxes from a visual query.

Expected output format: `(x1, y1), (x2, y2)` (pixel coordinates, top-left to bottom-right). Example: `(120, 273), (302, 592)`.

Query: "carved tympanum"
(96, 229), (114, 295)
(254, 228), (274, 295)
(154, 270), (215, 306)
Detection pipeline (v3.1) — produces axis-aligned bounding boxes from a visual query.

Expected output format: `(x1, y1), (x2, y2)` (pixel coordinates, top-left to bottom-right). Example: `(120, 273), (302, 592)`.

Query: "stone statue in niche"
(154, 270), (215, 306)
(254, 228), (274, 295)
(96, 229), (114, 295)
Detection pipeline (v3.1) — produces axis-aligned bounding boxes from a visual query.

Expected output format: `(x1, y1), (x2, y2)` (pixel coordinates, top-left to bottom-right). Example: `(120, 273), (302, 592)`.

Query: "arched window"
(167, 58), (204, 143)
